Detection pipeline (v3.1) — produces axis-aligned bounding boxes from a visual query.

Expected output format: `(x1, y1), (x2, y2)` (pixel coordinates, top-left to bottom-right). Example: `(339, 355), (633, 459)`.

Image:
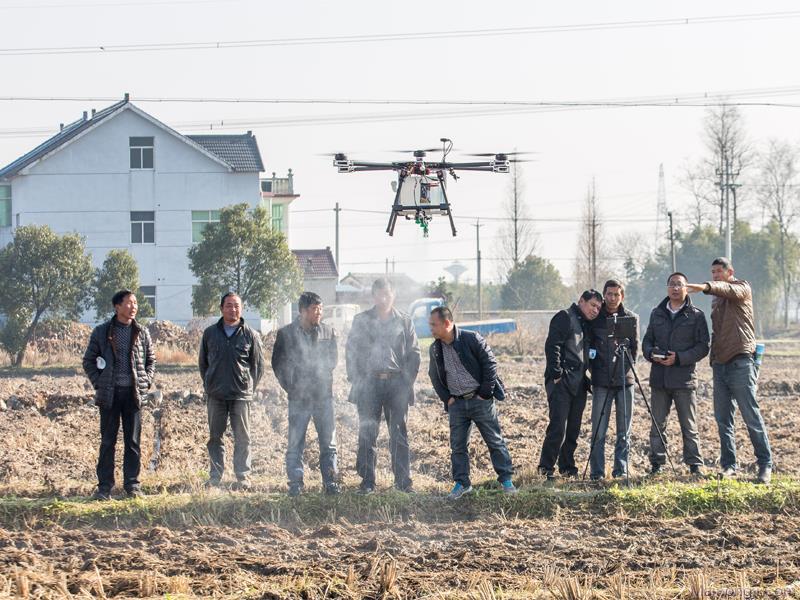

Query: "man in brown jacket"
(687, 257), (772, 484)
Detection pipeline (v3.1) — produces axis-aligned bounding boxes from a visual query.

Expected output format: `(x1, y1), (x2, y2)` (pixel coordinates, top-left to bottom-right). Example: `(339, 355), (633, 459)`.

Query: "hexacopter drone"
(331, 138), (526, 237)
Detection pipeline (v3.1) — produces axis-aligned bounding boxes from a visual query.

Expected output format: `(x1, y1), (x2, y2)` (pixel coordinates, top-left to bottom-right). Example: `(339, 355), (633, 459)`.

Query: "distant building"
(293, 248), (338, 307)
(0, 95), (297, 328)
(337, 272), (424, 311)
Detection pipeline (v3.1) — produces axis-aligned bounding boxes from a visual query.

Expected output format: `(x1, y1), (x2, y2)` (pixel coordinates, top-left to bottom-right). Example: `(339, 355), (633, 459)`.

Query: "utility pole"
(472, 219), (484, 319)
(716, 152), (741, 260)
(334, 202), (341, 271)
(385, 257), (389, 276)
(668, 211), (676, 272)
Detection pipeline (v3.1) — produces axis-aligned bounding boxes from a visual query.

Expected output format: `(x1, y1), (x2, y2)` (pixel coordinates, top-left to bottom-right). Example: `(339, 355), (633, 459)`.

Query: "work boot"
(91, 488), (111, 501)
(756, 465), (772, 485)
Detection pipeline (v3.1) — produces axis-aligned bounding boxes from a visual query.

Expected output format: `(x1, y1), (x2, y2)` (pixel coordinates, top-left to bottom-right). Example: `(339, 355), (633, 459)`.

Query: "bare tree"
(681, 104), (752, 234)
(757, 138), (800, 328)
(496, 160), (536, 276)
(573, 179), (613, 291)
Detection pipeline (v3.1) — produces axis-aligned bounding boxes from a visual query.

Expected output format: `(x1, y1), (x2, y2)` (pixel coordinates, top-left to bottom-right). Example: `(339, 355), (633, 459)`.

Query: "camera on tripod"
(607, 315), (636, 341)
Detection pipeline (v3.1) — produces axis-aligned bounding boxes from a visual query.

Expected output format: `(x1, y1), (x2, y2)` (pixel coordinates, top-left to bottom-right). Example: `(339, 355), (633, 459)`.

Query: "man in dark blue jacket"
(428, 306), (515, 499)
(642, 271), (709, 476)
(538, 290), (602, 480)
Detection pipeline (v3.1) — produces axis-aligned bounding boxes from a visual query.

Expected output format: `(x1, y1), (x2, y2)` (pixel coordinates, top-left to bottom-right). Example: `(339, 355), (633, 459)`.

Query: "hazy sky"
(2, 0), (799, 286)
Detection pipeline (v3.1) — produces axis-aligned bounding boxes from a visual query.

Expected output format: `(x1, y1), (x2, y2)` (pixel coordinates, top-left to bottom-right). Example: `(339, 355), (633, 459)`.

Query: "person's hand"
(448, 397), (456, 407)
(659, 351), (677, 366)
(685, 283), (708, 294)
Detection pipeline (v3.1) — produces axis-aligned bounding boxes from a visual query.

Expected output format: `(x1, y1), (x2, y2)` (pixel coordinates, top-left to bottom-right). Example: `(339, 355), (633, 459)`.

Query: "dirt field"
(1, 342), (799, 598)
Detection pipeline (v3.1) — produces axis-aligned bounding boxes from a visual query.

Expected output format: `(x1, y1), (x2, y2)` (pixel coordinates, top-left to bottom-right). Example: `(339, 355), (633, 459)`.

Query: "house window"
(192, 210), (220, 243)
(260, 180), (272, 193)
(131, 211), (155, 244)
(0, 185), (10, 227)
(271, 203), (284, 231)
(139, 286), (156, 313)
(130, 136), (154, 169)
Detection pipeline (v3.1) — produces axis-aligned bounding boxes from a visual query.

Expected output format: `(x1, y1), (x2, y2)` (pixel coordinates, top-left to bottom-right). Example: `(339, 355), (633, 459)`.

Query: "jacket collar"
(217, 316), (244, 331)
(602, 302), (627, 317)
(107, 316), (141, 334)
(657, 295), (692, 314)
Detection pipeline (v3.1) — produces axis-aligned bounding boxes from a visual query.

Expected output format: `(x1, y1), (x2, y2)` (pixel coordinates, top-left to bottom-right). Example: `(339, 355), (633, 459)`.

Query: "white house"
(0, 95), (296, 328)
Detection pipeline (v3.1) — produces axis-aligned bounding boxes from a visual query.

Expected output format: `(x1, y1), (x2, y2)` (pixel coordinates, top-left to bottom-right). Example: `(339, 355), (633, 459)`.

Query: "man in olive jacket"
(642, 272), (709, 475)
(271, 291), (340, 496)
(346, 278), (420, 494)
(199, 292), (265, 490)
(83, 290), (155, 500)
(687, 257), (773, 484)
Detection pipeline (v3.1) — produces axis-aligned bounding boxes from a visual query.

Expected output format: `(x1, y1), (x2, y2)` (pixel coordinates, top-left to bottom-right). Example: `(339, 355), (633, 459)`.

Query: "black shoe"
(395, 484), (416, 494)
(689, 464), (704, 477)
(612, 471), (628, 479)
(204, 478), (222, 489)
(126, 487), (144, 499)
(91, 489), (111, 501)
(560, 469), (579, 479)
(231, 479), (252, 492)
(357, 483), (375, 496)
(324, 482), (341, 496)
(719, 466), (736, 479)
(650, 463), (663, 475)
(589, 474), (604, 481)
(538, 466), (556, 481)
(288, 484), (303, 497)
(756, 465), (772, 485)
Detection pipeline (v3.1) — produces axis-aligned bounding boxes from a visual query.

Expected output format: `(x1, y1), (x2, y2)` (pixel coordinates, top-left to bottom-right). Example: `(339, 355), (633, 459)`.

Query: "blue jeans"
(286, 396), (338, 487)
(713, 355), (772, 469)
(590, 385), (633, 478)
(448, 397), (513, 487)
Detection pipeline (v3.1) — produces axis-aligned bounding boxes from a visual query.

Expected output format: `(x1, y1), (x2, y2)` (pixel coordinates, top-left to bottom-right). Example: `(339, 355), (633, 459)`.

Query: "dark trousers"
(448, 397), (513, 487)
(207, 396), (252, 482)
(356, 378), (412, 489)
(286, 395), (338, 487)
(97, 386), (141, 492)
(538, 380), (587, 474)
(649, 388), (703, 467)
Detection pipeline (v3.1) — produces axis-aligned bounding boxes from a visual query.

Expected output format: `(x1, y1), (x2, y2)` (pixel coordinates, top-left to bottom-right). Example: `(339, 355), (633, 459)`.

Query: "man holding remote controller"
(642, 272), (709, 477)
(686, 257), (773, 485)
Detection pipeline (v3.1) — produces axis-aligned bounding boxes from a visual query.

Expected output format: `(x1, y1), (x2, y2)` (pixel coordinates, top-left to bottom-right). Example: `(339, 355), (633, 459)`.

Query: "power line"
(1, 11), (799, 56)
(0, 0), (243, 9)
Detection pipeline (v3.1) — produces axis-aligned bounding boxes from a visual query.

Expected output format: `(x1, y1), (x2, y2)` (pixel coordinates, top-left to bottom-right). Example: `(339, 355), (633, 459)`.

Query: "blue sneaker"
(501, 480), (518, 494)
(447, 482), (473, 500)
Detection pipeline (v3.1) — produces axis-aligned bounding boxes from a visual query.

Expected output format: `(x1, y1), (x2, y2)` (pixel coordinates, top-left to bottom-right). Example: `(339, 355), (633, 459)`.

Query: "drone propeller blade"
(389, 147), (441, 154)
(317, 151), (352, 157)
(464, 151), (536, 157)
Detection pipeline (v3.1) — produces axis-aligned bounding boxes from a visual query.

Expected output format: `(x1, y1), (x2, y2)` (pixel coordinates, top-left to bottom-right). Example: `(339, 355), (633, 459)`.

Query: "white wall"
(6, 107), (261, 326)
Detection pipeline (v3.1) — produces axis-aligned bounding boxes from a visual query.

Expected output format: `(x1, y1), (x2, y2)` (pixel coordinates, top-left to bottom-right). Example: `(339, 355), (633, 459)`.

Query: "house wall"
(4, 108), (261, 326)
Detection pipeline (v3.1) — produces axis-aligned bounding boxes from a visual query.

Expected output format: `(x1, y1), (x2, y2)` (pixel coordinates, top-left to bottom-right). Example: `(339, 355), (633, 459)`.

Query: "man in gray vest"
(538, 290), (603, 480)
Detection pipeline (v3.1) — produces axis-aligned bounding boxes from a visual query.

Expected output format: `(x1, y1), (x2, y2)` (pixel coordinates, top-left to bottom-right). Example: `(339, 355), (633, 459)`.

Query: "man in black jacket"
(272, 292), (340, 496)
(588, 280), (639, 480)
(538, 290), (603, 480)
(199, 292), (265, 491)
(428, 306), (516, 499)
(642, 272), (710, 475)
(346, 278), (420, 494)
(83, 290), (156, 500)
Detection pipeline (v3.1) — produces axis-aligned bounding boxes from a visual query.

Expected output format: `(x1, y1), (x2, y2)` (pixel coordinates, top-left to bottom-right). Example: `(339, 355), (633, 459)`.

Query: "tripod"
(582, 337), (677, 483)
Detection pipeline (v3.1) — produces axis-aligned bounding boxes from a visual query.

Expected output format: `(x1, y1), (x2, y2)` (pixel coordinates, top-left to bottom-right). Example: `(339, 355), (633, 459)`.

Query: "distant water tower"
(444, 261), (468, 284)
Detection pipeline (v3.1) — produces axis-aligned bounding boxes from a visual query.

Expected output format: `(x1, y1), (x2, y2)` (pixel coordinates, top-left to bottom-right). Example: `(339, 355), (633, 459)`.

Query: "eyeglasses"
(667, 283), (686, 289)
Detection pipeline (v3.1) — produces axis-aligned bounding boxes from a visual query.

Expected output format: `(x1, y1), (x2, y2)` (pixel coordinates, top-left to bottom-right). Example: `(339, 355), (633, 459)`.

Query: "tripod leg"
(624, 346), (678, 476)
(582, 360), (622, 480)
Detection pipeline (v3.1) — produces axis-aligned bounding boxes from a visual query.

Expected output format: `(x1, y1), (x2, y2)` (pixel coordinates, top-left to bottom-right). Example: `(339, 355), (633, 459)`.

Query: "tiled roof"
(0, 99), (127, 180)
(293, 248), (338, 279)
(187, 134), (264, 172)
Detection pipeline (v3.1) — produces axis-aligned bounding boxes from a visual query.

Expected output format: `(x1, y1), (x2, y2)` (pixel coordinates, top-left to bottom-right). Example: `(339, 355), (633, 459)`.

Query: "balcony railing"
(260, 169), (295, 195)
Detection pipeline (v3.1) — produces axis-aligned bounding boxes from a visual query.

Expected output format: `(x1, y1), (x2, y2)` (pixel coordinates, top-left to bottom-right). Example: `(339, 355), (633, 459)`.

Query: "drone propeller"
(317, 151), (352, 157)
(389, 147), (442, 154)
(464, 151), (535, 157)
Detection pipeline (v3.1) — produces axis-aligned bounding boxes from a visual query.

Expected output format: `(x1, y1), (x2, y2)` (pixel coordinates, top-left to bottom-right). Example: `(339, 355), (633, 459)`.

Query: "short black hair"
(430, 306), (453, 322)
(371, 277), (394, 294)
(602, 279), (624, 294)
(666, 271), (688, 283)
(220, 292), (241, 308)
(712, 257), (732, 270)
(298, 291), (323, 311)
(580, 289), (603, 303)
(112, 289), (134, 306)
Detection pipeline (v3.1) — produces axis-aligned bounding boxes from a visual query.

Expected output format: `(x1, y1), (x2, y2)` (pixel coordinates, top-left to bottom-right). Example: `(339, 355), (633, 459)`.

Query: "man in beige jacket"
(686, 257), (772, 484)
